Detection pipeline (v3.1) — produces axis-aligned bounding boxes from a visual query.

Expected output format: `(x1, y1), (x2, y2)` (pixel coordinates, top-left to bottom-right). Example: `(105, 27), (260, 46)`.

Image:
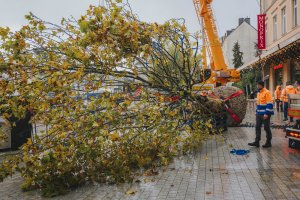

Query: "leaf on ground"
(144, 169), (159, 176)
(206, 191), (212, 195)
(144, 178), (155, 183)
(125, 188), (137, 195)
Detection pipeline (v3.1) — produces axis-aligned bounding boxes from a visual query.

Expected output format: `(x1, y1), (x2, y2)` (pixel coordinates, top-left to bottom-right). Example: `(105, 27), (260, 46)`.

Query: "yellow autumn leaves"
(0, 0), (218, 197)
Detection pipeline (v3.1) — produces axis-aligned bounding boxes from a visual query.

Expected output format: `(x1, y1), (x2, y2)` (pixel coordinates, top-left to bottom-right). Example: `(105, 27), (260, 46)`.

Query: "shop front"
(291, 60), (300, 84)
(239, 39), (300, 95)
(274, 63), (283, 87)
(268, 59), (300, 94)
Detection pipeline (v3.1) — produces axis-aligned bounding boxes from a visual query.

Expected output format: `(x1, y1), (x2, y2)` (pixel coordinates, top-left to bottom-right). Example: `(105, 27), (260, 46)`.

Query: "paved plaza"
(1, 111), (300, 200)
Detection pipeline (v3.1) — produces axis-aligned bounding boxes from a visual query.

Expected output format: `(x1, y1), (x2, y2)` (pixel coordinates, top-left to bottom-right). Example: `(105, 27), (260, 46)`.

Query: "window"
(293, 0), (298, 27)
(282, 7), (287, 34)
(273, 15), (277, 41)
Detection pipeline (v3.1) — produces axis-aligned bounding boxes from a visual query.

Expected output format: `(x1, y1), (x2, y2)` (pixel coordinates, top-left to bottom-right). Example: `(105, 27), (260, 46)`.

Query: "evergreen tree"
(232, 41), (244, 69)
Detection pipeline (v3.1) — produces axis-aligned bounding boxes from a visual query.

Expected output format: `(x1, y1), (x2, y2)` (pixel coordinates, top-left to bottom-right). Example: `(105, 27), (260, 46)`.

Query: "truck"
(285, 94), (300, 150)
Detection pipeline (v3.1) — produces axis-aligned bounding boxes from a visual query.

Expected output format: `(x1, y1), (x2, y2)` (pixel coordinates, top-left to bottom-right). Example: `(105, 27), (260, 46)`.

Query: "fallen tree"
(0, 0), (223, 197)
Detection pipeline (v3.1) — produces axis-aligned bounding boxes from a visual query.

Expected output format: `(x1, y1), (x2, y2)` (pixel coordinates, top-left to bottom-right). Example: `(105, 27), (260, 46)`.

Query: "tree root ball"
(212, 86), (247, 127)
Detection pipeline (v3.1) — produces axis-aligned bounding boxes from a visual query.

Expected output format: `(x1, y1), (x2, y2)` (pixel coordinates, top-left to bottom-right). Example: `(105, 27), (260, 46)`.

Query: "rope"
(237, 122), (293, 130)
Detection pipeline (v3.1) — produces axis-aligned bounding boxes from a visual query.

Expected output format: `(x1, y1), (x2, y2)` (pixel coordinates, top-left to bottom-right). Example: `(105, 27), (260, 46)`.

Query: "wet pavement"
(1, 111), (300, 200)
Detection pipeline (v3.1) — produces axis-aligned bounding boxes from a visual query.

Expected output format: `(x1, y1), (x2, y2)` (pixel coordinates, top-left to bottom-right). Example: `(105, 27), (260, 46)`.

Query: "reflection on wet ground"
(1, 112), (300, 199)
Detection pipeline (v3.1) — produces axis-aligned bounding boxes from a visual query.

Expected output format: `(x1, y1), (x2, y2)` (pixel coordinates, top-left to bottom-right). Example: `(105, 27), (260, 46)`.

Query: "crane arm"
(193, 0), (240, 84)
(193, 0), (226, 71)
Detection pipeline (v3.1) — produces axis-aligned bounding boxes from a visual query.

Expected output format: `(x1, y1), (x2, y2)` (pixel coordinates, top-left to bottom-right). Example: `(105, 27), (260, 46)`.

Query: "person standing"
(248, 81), (274, 148)
(281, 81), (297, 122)
(274, 85), (283, 112)
(296, 81), (300, 93)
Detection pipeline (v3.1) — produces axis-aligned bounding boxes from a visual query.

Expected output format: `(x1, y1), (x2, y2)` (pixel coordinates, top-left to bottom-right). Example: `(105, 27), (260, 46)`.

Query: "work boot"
(283, 118), (288, 121)
(262, 142), (272, 148)
(248, 142), (260, 147)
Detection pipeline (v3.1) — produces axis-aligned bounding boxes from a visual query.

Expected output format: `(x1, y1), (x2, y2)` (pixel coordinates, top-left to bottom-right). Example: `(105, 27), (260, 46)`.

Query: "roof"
(222, 21), (257, 42)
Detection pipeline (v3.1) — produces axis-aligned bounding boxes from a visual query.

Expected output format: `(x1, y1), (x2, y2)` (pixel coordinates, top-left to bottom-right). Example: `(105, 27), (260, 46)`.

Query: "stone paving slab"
(1, 114), (300, 199)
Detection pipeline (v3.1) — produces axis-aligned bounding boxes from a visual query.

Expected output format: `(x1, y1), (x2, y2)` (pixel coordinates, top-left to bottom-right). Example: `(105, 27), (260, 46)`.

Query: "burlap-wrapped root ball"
(212, 86), (247, 127)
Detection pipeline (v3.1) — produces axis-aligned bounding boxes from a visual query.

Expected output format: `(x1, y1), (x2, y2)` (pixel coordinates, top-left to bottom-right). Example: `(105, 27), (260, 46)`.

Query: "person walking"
(248, 81), (274, 148)
(281, 81), (297, 122)
(274, 85), (283, 112)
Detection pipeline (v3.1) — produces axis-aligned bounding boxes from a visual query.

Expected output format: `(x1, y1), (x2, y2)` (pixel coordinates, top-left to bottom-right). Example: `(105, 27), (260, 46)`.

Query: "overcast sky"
(0, 0), (259, 36)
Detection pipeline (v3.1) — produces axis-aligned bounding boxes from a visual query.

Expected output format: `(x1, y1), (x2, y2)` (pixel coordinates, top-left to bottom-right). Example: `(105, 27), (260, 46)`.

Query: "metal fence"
(246, 99), (256, 115)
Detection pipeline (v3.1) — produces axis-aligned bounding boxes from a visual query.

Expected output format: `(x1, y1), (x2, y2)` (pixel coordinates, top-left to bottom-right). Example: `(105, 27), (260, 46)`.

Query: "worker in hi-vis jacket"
(281, 81), (298, 122)
(248, 81), (274, 148)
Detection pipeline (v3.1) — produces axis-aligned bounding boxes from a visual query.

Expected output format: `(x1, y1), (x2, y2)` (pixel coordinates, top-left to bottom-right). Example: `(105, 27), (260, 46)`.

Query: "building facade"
(239, 0), (300, 94)
(221, 18), (257, 68)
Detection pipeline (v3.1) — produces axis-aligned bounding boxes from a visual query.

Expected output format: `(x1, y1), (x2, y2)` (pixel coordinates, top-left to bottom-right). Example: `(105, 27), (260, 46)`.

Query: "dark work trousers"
(284, 102), (288, 119)
(283, 102), (293, 121)
(255, 114), (272, 143)
(275, 100), (283, 112)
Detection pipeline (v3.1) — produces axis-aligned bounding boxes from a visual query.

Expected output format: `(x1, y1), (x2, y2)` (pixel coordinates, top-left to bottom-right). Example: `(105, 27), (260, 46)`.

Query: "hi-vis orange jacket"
(297, 86), (300, 94)
(281, 85), (297, 102)
(274, 85), (282, 100)
(256, 88), (274, 115)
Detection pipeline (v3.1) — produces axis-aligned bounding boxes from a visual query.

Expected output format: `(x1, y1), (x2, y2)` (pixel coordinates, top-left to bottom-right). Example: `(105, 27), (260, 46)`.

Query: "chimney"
(238, 18), (245, 25)
(226, 30), (231, 36)
(245, 17), (250, 24)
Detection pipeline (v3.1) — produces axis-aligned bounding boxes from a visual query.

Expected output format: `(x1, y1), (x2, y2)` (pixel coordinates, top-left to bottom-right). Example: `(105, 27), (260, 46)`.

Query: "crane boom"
(193, 0), (240, 85)
(193, 0), (226, 71)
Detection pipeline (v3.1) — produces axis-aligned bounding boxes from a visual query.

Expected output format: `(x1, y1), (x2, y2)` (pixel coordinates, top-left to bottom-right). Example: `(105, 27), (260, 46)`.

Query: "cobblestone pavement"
(1, 111), (300, 200)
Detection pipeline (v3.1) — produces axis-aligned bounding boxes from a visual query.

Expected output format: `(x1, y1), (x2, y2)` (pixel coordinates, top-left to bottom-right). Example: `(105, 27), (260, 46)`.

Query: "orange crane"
(193, 0), (240, 86)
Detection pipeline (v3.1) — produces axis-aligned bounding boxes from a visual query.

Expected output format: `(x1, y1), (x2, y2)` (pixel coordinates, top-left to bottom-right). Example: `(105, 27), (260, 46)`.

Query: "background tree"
(234, 43), (262, 97)
(234, 69), (261, 95)
(0, 0), (222, 196)
(254, 42), (262, 58)
(232, 41), (244, 69)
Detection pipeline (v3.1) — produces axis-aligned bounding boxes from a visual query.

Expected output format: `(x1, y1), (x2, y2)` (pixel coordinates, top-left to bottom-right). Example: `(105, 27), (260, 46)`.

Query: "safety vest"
(256, 88), (274, 115)
(281, 85), (297, 102)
